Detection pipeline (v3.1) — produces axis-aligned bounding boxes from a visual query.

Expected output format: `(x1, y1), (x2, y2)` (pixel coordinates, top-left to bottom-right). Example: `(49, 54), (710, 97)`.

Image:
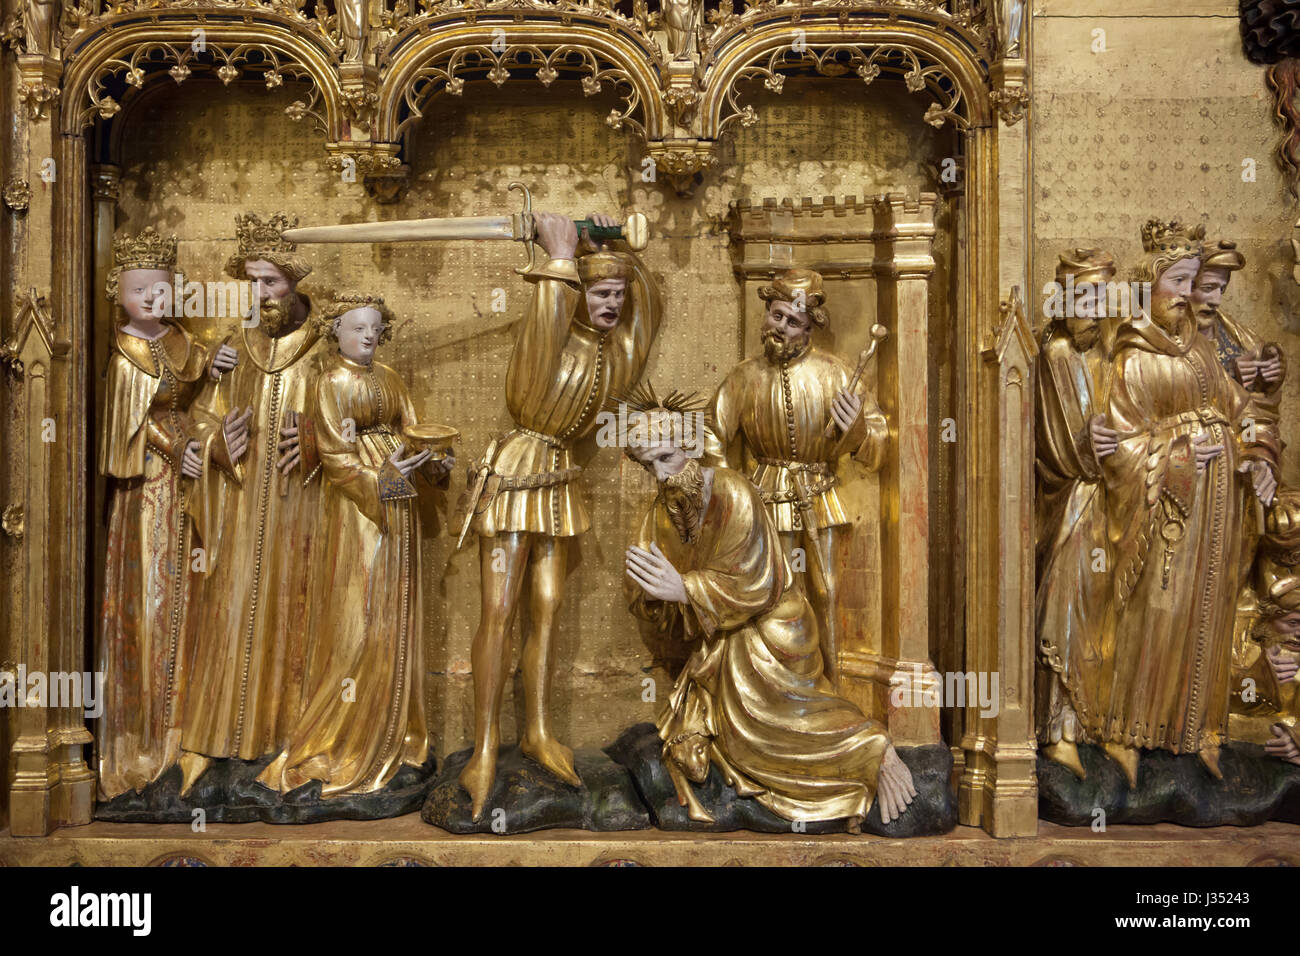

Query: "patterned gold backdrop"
(1032, 2), (1300, 484)
(107, 76), (945, 752)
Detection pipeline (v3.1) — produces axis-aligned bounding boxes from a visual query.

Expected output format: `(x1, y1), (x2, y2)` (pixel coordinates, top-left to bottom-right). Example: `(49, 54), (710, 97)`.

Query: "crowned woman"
(98, 228), (228, 799)
(257, 294), (454, 796)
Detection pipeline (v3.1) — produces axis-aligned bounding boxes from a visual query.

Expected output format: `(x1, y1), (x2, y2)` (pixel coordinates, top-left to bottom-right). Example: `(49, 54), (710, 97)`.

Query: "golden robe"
(1203, 309), (1285, 597)
(257, 355), (429, 795)
(1034, 324), (1115, 746)
(705, 346), (887, 532)
(183, 313), (325, 760)
(629, 467), (891, 822)
(97, 323), (216, 798)
(1098, 315), (1261, 754)
(471, 253), (661, 538)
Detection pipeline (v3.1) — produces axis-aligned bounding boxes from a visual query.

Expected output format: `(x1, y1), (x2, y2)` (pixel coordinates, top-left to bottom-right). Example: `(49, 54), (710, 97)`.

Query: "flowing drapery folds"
(182, 313), (325, 761)
(98, 323), (216, 798)
(629, 467), (891, 823)
(257, 355), (430, 795)
(1096, 315), (1268, 754)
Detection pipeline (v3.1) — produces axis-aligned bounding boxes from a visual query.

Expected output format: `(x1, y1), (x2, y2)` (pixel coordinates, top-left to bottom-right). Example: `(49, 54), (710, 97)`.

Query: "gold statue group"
(1036, 220), (1300, 788)
(96, 206), (924, 832)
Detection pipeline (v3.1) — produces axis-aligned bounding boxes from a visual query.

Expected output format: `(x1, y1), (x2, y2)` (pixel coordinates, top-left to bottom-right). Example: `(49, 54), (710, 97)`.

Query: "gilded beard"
(660, 457), (706, 544)
(258, 293), (302, 337)
(1151, 292), (1191, 338)
(762, 328), (810, 364)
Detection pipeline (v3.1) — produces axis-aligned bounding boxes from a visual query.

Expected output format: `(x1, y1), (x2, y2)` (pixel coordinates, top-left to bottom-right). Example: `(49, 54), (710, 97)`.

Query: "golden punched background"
(1032, 0), (1300, 484)
(108, 77), (945, 752)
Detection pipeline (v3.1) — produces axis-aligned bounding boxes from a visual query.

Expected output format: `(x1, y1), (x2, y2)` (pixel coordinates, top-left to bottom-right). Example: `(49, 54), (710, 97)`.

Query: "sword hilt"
(508, 181), (648, 275)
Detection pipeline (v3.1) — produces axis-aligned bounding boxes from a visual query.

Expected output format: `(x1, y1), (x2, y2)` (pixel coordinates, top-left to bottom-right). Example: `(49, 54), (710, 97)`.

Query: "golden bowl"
(403, 423), (460, 459)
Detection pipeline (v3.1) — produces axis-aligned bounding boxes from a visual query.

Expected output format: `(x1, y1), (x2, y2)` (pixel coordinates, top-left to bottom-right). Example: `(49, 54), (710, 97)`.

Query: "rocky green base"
(95, 755), (438, 824)
(421, 744), (652, 834)
(1038, 742), (1300, 826)
(603, 722), (958, 836)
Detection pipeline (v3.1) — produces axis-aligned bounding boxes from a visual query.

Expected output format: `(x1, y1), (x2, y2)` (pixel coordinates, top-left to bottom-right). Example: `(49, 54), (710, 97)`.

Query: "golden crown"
(234, 212), (299, 259)
(1139, 219), (1206, 258)
(112, 227), (177, 272)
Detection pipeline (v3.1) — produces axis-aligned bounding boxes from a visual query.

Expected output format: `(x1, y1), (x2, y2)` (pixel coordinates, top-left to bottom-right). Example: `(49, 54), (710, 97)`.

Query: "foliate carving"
(75, 40), (325, 131)
(3, 178), (32, 213)
(645, 139), (717, 196)
(325, 142), (403, 174)
(0, 506), (23, 539)
(18, 81), (60, 121)
(717, 42), (969, 141)
(990, 85), (1028, 125)
(398, 43), (646, 140)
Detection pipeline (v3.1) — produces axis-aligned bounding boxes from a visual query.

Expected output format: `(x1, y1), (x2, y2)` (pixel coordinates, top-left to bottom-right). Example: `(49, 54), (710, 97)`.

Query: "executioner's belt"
(752, 457), (837, 536)
(455, 428), (584, 548)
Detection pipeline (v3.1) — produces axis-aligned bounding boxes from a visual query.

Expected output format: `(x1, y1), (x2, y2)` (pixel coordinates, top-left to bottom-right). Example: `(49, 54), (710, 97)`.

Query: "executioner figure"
(459, 211), (662, 819)
(1034, 248), (1120, 781)
(622, 386), (916, 830)
(1096, 220), (1278, 788)
(704, 268), (887, 687)
(179, 212), (324, 794)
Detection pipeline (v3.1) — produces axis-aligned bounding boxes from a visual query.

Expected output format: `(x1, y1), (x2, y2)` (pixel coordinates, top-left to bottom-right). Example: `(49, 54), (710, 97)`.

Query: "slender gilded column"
(870, 193), (942, 747)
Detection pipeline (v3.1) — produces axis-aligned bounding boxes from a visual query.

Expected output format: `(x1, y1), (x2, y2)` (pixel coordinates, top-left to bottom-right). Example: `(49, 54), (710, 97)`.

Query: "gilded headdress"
(576, 250), (636, 284)
(224, 212), (312, 282)
(1132, 219), (1205, 284)
(758, 268), (829, 327)
(1200, 238), (1246, 273)
(105, 227), (177, 302)
(1055, 247), (1116, 286)
(1140, 220), (1206, 258)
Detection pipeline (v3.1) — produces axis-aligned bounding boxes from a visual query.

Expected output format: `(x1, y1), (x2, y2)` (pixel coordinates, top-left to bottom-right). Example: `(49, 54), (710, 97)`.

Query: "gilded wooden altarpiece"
(0, 0), (1049, 861)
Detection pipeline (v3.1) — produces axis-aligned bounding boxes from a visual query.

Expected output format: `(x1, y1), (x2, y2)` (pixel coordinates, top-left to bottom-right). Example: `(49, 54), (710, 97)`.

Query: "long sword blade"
(282, 216), (517, 244)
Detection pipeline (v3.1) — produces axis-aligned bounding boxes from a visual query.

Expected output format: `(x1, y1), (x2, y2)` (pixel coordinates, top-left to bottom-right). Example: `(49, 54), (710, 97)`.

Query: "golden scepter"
(822, 323), (887, 440)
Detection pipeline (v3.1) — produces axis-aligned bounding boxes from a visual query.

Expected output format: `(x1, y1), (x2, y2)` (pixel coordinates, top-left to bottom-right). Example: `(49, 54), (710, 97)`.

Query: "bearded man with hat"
(1097, 220), (1278, 788)
(703, 268), (887, 688)
(1034, 248), (1123, 780)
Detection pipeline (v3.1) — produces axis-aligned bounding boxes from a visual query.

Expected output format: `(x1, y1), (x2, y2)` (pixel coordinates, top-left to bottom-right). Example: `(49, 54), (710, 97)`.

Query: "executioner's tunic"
(471, 253), (661, 538)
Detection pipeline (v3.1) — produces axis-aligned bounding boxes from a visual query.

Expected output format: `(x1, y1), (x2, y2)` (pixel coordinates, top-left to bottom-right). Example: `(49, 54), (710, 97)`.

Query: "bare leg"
(805, 526), (840, 687)
(519, 535), (580, 786)
(459, 532), (530, 821)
